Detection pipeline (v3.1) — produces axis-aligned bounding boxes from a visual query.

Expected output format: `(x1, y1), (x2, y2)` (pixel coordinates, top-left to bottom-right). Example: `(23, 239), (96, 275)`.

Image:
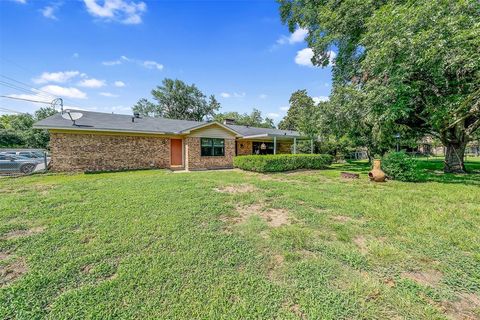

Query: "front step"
(169, 166), (185, 171)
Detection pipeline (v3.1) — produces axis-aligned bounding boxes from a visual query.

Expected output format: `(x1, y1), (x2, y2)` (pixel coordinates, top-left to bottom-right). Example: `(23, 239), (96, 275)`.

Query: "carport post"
(293, 138), (297, 154)
(273, 136), (277, 155)
(310, 139), (314, 154)
(43, 151), (48, 172)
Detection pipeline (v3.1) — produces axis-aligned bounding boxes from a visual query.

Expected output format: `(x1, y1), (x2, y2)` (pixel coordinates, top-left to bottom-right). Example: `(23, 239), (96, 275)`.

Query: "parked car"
(0, 154), (39, 174)
(2, 150), (45, 161)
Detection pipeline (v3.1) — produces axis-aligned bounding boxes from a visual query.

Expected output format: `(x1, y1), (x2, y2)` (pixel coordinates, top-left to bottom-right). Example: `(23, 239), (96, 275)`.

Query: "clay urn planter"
(369, 159), (386, 182)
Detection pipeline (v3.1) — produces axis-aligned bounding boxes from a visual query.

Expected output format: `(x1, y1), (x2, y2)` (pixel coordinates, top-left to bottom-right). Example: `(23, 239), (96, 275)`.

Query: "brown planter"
(368, 159), (386, 182)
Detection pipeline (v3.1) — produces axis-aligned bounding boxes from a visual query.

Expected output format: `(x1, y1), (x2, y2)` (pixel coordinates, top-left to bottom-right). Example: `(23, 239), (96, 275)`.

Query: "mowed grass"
(0, 159), (479, 319)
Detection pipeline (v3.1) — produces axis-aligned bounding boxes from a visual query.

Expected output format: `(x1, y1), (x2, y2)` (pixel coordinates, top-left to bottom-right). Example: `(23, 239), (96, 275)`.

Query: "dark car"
(0, 154), (39, 174)
(3, 151), (45, 161)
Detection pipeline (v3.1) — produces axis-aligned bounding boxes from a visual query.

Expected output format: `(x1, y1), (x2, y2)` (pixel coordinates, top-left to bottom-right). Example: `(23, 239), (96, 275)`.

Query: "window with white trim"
(201, 138), (225, 156)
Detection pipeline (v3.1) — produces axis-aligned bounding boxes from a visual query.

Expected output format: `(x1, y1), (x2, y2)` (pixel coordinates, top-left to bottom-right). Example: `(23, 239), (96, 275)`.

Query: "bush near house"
(382, 152), (418, 181)
(233, 154), (333, 172)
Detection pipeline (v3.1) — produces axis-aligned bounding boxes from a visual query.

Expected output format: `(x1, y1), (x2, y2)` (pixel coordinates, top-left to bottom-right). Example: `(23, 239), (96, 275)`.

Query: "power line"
(0, 107), (26, 114)
(0, 80), (54, 99)
(0, 69), (97, 112)
(0, 75), (58, 99)
(0, 95), (52, 104)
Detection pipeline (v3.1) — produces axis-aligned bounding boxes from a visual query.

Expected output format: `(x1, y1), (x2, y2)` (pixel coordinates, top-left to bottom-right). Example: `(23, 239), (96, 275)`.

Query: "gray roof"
(34, 110), (301, 138)
(225, 124), (301, 138)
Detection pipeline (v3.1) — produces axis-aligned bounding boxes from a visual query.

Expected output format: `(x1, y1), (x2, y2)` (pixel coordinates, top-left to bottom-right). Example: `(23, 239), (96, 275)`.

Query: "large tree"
(214, 108), (275, 128)
(279, 90), (320, 139)
(278, 89), (311, 131)
(133, 79), (220, 121)
(0, 106), (57, 148)
(278, 0), (479, 172)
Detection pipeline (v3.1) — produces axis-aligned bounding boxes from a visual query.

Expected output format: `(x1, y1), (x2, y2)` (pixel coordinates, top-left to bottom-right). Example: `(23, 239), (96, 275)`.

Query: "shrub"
(233, 154), (333, 172)
(382, 152), (418, 181)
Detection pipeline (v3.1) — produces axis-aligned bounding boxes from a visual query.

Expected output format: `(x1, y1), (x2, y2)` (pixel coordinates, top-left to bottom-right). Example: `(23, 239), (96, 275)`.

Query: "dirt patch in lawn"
(2, 226), (45, 240)
(401, 269), (443, 287)
(332, 215), (365, 223)
(234, 204), (291, 227)
(0, 251), (12, 261)
(267, 254), (285, 281)
(214, 184), (257, 194)
(80, 259), (119, 282)
(262, 208), (290, 227)
(353, 235), (369, 254)
(440, 292), (480, 320)
(0, 258), (27, 286)
(282, 301), (306, 319)
(2, 184), (56, 195)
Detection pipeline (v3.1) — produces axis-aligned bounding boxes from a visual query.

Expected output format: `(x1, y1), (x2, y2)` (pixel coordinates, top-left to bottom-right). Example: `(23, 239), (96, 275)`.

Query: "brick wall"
(50, 132), (170, 172)
(185, 137), (235, 170)
(277, 142), (293, 154)
(236, 140), (252, 156)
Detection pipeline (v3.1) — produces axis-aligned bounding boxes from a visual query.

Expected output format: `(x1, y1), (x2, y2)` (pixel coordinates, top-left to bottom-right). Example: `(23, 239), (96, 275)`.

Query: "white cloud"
(78, 78), (106, 88)
(143, 60), (163, 70)
(102, 59), (122, 66)
(312, 96), (329, 104)
(267, 112), (280, 118)
(114, 80), (126, 87)
(33, 71), (80, 84)
(259, 94), (267, 99)
(83, 0), (147, 25)
(12, 0), (27, 4)
(295, 48), (336, 67)
(40, 85), (87, 99)
(295, 48), (314, 67)
(100, 92), (119, 97)
(280, 106), (289, 111)
(102, 56), (163, 70)
(277, 28), (308, 45)
(41, 5), (58, 19)
(219, 92), (245, 99)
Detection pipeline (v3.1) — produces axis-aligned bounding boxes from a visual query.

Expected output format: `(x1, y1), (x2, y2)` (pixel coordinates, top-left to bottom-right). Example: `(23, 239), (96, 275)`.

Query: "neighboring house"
(33, 111), (306, 172)
(417, 135), (480, 157)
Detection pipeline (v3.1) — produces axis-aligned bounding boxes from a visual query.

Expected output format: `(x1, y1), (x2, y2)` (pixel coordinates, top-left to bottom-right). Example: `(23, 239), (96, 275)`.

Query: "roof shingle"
(34, 110), (301, 137)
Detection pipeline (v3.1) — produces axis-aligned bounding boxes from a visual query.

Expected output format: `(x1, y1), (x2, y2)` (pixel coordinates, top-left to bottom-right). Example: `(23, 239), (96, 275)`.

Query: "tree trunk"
(444, 141), (467, 173)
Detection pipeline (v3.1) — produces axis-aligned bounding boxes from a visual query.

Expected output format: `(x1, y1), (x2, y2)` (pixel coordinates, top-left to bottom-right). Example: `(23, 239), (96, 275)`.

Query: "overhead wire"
(0, 75), (57, 99)
(0, 95), (52, 104)
(1, 58), (100, 111)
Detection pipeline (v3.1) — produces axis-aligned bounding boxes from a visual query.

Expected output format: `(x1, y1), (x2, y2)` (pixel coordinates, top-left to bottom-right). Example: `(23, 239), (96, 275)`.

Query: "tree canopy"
(0, 106), (57, 148)
(214, 108), (275, 128)
(278, 90), (319, 139)
(278, 0), (480, 172)
(132, 79), (220, 121)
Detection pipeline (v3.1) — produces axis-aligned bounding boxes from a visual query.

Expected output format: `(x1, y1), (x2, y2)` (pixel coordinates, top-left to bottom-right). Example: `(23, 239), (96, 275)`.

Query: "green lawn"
(1, 159), (479, 319)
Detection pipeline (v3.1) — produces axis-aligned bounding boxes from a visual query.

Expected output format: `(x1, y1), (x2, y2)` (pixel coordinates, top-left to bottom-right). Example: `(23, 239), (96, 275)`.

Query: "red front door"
(170, 139), (183, 166)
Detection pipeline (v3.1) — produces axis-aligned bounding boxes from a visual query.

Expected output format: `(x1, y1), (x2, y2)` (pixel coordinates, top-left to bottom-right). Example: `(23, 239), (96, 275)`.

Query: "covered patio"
(236, 133), (313, 155)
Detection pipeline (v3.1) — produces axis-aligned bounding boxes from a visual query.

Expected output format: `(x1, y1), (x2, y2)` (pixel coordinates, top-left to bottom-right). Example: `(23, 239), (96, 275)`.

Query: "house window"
(201, 138), (225, 156)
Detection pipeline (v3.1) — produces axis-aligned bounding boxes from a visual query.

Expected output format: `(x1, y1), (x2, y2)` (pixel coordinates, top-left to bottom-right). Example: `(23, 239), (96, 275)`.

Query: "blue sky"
(0, 0), (333, 124)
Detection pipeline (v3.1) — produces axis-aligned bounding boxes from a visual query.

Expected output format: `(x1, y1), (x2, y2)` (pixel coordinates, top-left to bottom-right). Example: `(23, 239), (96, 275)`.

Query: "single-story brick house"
(34, 110), (308, 172)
